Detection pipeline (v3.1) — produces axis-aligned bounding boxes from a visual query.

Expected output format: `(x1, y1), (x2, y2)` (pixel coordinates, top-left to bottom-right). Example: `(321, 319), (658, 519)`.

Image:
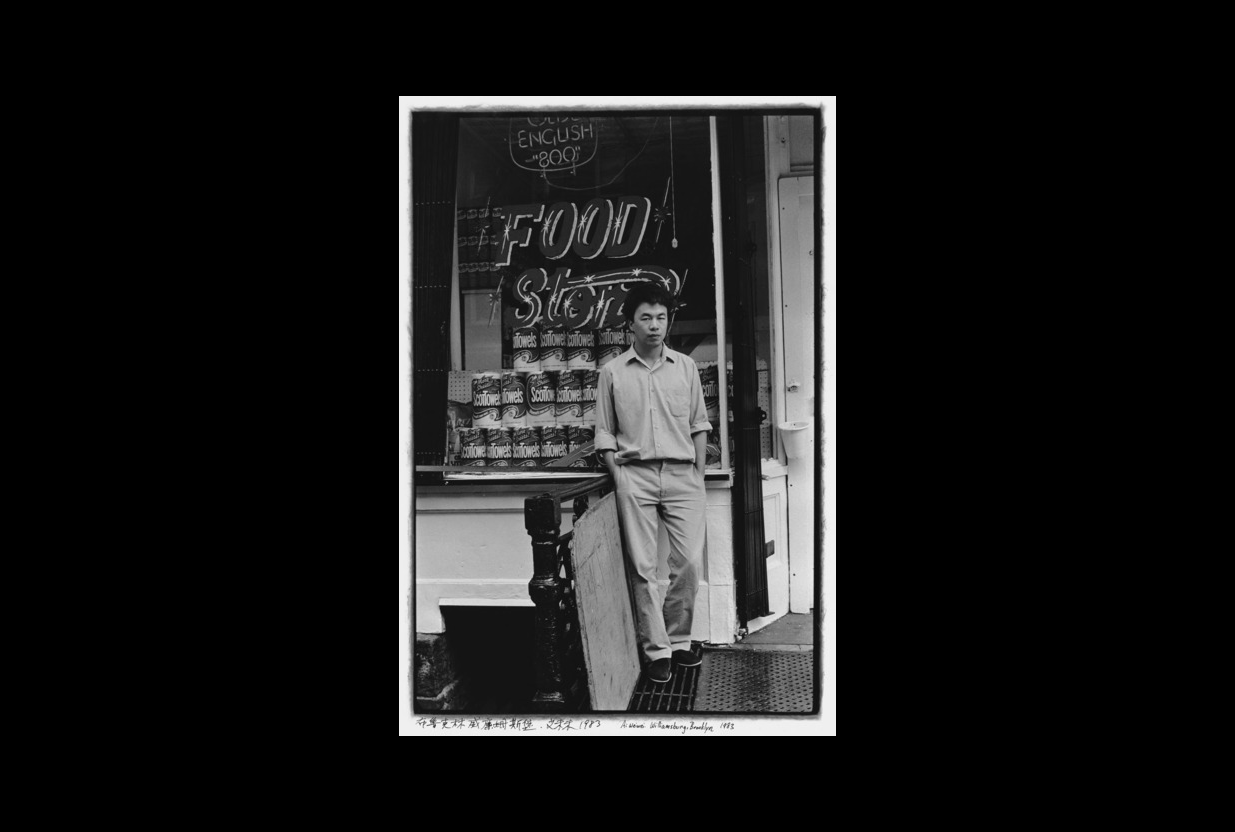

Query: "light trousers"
(613, 460), (707, 663)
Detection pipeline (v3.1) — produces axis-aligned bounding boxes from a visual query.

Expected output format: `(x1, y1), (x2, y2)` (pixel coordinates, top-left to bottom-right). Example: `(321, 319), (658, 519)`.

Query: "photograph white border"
(401, 96), (834, 736)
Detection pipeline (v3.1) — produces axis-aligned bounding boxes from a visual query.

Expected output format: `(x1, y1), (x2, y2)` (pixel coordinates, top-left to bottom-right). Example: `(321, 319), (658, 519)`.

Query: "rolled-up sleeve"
(594, 366), (618, 452)
(688, 360), (712, 436)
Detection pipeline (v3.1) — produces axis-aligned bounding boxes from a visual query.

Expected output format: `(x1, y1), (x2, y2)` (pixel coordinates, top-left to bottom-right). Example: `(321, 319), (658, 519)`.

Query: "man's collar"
(623, 345), (677, 365)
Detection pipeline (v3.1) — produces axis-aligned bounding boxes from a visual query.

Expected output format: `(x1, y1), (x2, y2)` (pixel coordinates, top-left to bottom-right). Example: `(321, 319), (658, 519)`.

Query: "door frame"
(765, 116), (817, 615)
(776, 174), (816, 614)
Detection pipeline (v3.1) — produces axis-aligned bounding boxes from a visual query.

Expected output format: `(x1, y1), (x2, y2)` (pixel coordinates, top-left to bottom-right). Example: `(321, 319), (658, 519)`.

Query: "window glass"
(448, 115), (724, 472)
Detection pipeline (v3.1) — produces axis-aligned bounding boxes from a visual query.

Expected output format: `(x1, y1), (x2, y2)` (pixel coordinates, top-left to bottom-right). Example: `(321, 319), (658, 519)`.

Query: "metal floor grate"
(693, 650), (814, 713)
(627, 645), (702, 713)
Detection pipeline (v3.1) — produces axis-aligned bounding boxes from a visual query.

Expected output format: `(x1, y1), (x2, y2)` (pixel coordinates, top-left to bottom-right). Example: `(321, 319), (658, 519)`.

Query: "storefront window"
(446, 115), (725, 475)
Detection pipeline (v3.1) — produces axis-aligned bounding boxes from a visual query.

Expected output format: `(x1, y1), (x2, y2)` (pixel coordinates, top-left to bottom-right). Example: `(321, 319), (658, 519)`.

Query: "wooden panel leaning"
(568, 491), (641, 711)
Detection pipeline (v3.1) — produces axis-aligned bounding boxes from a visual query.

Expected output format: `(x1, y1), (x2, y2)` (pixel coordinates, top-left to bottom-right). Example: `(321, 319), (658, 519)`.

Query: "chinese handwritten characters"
(412, 717), (737, 733)
(415, 717), (536, 731)
(413, 717), (604, 732)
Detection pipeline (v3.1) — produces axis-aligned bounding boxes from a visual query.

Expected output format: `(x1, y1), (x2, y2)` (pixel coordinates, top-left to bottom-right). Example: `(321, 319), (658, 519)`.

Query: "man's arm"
(594, 367), (619, 477)
(686, 360), (712, 473)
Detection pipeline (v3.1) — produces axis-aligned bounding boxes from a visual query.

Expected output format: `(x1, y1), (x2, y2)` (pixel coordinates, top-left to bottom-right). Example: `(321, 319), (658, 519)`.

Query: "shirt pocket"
(666, 388), (690, 418)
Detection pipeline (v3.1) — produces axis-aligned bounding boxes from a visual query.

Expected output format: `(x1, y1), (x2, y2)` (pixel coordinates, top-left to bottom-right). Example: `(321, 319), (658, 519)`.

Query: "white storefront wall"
(415, 483), (737, 643)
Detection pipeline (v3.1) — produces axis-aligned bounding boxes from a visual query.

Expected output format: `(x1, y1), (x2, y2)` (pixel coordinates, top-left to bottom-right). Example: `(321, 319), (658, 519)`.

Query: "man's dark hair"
(620, 282), (677, 324)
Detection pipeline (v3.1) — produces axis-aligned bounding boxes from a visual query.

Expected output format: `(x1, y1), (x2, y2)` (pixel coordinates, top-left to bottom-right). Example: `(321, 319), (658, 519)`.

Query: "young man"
(594, 283), (712, 684)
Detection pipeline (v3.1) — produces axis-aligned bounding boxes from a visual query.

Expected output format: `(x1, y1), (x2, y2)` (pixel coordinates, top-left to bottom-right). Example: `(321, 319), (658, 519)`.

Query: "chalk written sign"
(509, 117), (599, 173)
(496, 196), (685, 330)
(512, 264), (681, 330)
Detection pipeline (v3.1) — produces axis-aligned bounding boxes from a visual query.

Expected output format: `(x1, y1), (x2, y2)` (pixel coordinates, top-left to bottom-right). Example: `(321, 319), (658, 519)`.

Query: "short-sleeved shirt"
(594, 346), (712, 463)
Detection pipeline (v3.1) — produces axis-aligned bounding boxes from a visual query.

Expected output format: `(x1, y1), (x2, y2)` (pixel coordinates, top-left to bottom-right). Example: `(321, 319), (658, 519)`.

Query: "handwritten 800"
(511, 117), (598, 173)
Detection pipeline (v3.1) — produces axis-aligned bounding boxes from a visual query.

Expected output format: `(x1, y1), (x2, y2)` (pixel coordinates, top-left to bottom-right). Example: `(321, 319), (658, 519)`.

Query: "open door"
(716, 115), (771, 625)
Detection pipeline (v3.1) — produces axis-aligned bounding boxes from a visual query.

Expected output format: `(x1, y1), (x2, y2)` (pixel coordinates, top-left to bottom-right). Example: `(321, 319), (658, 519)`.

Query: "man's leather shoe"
(672, 649), (702, 668)
(647, 658), (672, 683)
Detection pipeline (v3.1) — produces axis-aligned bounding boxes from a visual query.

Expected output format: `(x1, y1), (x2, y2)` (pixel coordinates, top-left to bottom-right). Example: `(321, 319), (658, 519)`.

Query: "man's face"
(629, 302), (669, 351)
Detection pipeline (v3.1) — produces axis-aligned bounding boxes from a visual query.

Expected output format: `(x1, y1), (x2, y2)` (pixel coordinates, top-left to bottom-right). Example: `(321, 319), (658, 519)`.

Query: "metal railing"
(524, 473), (614, 712)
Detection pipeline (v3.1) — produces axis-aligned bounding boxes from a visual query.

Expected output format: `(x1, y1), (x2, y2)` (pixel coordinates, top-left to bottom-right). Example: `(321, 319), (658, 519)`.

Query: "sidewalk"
(627, 613), (816, 713)
(725, 613), (814, 649)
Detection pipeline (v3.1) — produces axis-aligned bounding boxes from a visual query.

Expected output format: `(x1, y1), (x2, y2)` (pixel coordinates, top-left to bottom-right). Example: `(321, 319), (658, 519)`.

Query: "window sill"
(414, 466), (733, 492)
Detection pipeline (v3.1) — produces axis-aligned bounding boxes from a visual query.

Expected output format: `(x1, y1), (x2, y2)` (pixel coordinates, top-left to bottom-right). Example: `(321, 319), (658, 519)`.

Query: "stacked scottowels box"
(455, 365), (596, 468)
